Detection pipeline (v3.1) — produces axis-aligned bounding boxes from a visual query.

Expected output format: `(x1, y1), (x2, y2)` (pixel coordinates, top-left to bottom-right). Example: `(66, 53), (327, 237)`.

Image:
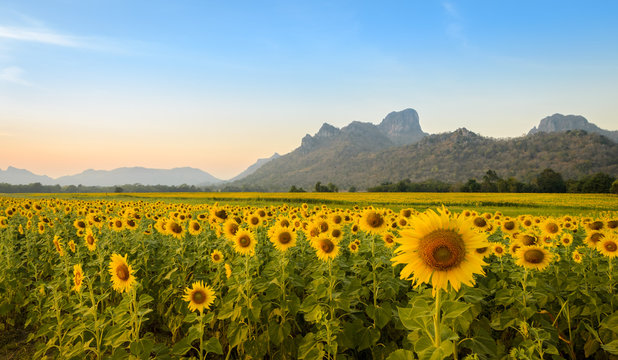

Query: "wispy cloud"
(0, 66), (30, 85)
(0, 25), (82, 47)
(442, 1), (468, 47)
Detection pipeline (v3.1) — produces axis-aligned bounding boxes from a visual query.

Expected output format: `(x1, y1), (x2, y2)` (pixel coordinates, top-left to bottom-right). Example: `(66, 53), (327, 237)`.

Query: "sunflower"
(382, 232), (396, 248)
(183, 281), (216, 313)
(270, 226), (297, 252)
(166, 219), (186, 240)
(73, 218), (87, 231)
(471, 216), (490, 232)
(348, 241), (359, 253)
(330, 226), (344, 242)
(598, 236), (618, 258)
(572, 250), (583, 263)
(359, 209), (387, 234)
(223, 219), (240, 240)
(53, 235), (65, 256)
(584, 231), (605, 249)
(211, 249), (224, 264)
(68, 240), (76, 253)
(391, 208), (488, 294)
(492, 243), (506, 258)
(540, 219), (561, 239)
(515, 246), (553, 271)
(224, 263), (232, 278)
(124, 218), (139, 231)
(560, 233), (573, 247)
(188, 220), (202, 236)
(606, 219), (618, 230)
(500, 219), (518, 235)
(314, 234), (339, 262)
(246, 213), (261, 228)
(110, 218), (124, 232)
(84, 228), (98, 252)
(585, 220), (604, 232)
(475, 246), (491, 257)
(109, 254), (136, 293)
(233, 229), (256, 255)
(72, 264), (84, 292)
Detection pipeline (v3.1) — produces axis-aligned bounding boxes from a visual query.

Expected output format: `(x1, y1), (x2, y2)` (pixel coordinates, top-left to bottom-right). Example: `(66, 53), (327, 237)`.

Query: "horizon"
(1, 1), (617, 178)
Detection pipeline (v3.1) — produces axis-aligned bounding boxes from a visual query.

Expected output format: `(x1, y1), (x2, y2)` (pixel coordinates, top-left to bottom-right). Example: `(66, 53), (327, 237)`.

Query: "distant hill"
(233, 129), (618, 191)
(528, 114), (618, 142)
(227, 153), (281, 182)
(0, 166), (222, 186)
(0, 166), (55, 185)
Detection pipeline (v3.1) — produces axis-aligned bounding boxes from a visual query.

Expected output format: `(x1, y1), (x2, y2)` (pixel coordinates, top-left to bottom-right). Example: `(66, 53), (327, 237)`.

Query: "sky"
(1, 1), (617, 180)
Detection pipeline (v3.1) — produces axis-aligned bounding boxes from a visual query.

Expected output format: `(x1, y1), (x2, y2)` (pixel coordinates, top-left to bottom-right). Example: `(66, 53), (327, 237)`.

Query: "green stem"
(198, 313), (205, 360)
(434, 289), (441, 348)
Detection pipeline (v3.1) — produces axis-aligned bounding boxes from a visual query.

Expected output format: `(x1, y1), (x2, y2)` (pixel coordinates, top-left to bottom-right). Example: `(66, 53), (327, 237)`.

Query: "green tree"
(611, 180), (618, 194)
(580, 172), (615, 193)
(536, 168), (566, 193)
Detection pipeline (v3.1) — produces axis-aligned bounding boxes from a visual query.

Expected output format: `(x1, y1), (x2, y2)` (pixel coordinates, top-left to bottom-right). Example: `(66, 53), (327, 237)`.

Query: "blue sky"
(1, 1), (617, 179)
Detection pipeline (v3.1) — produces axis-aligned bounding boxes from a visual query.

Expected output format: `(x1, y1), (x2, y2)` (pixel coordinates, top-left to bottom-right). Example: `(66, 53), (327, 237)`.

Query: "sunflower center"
(590, 233), (604, 244)
(473, 217), (486, 227)
(192, 223), (200, 231)
(280, 219), (290, 227)
(607, 220), (618, 229)
(384, 234), (394, 243)
(319, 222), (329, 233)
(215, 210), (228, 220)
(521, 234), (537, 246)
(366, 212), (384, 228)
(604, 241), (617, 252)
(238, 235), (251, 247)
(77, 221), (86, 228)
(170, 222), (182, 234)
(475, 247), (488, 254)
(332, 229), (341, 238)
(320, 239), (335, 253)
(250, 217), (259, 225)
(504, 221), (515, 231)
(523, 249), (545, 264)
(115, 220), (123, 228)
(278, 232), (291, 244)
(191, 290), (207, 304)
(589, 221), (603, 230)
(213, 254), (220, 261)
(116, 264), (130, 281)
(402, 209), (412, 217)
(419, 230), (465, 271)
(229, 223), (238, 235)
(546, 223), (559, 234)
(495, 247), (504, 254)
(127, 220), (136, 227)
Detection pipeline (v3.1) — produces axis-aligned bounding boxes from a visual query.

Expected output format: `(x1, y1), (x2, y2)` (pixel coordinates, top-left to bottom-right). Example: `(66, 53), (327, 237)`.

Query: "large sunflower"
(270, 226), (297, 252)
(515, 246), (553, 271)
(233, 229), (256, 255)
(109, 254), (136, 293)
(211, 249), (224, 264)
(391, 208), (488, 294)
(598, 236), (618, 258)
(359, 209), (387, 234)
(183, 281), (216, 313)
(314, 234), (339, 262)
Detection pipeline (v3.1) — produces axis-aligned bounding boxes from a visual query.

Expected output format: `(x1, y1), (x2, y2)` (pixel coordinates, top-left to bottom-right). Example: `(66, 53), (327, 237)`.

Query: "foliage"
(0, 194), (617, 359)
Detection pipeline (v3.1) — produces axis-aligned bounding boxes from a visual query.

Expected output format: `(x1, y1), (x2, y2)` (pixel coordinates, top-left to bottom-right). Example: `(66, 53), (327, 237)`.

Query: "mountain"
(528, 114), (618, 142)
(233, 129), (618, 191)
(53, 167), (221, 186)
(377, 108), (428, 145)
(0, 166), (55, 185)
(228, 153), (281, 182)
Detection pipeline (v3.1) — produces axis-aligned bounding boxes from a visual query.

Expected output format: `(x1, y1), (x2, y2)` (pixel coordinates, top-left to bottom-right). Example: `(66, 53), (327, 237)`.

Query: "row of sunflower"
(0, 196), (617, 359)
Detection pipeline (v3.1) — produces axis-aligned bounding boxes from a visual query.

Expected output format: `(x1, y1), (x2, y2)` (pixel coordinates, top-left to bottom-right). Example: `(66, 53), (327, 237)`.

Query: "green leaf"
(204, 337), (223, 355)
(601, 340), (618, 355)
(441, 300), (472, 321)
(386, 349), (416, 360)
(601, 311), (618, 333)
(584, 338), (599, 358)
(130, 338), (155, 359)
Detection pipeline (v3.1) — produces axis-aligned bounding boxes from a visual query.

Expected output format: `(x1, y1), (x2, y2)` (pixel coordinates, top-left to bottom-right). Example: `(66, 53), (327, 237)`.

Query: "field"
(1, 192), (617, 359)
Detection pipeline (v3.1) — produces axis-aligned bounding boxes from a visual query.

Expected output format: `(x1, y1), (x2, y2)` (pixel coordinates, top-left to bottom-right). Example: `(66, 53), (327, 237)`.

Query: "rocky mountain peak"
(377, 108), (427, 145)
(528, 113), (618, 142)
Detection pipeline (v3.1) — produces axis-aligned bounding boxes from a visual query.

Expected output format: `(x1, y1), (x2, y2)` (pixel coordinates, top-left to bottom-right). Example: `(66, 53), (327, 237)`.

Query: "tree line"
(367, 169), (618, 194)
(0, 183), (215, 194)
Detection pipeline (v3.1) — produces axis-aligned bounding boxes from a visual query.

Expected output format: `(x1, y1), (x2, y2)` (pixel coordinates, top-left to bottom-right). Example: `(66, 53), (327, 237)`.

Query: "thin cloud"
(0, 25), (81, 47)
(0, 66), (30, 86)
(442, 1), (468, 47)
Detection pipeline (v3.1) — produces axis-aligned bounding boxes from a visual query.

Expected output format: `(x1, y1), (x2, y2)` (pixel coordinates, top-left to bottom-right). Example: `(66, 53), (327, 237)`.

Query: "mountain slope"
(53, 167), (221, 186)
(228, 153), (281, 182)
(528, 114), (618, 142)
(0, 166), (55, 185)
(234, 129), (618, 191)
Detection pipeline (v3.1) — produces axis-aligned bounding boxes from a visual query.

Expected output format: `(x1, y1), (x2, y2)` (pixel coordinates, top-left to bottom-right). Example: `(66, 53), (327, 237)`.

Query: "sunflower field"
(0, 195), (617, 360)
